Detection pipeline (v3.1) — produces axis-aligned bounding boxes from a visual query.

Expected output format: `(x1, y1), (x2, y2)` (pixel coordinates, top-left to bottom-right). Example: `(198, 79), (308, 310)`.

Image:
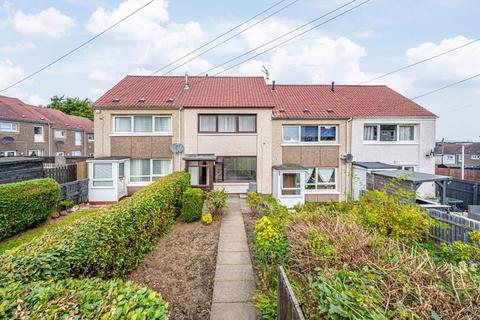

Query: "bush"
(0, 278), (168, 319)
(0, 172), (190, 287)
(0, 178), (60, 240)
(247, 193), (263, 214)
(206, 188), (228, 215)
(201, 212), (213, 225)
(254, 216), (288, 266)
(180, 188), (204, 222)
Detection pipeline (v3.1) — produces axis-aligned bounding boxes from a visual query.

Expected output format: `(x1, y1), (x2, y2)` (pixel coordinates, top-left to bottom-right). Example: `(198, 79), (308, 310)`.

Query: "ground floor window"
(130, 159), (172, 182)
(305, 167), (337, 191)
(93, 163), (113, 187)
(215, 156), (256, 182)
(0, 151), (16, 157)
(281, 172), (301, 195)
(28, 150), (44, 156)
(401, 165), (416, 172)
(188, 161), (211, 187)
(71, 151), (82, 156)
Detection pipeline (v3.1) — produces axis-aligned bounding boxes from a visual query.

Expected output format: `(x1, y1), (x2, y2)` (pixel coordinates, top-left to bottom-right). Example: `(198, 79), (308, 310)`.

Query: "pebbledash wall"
(271, 118), (350, 202)
(351, 117), (437, 197)
(182, 108), (273, 194)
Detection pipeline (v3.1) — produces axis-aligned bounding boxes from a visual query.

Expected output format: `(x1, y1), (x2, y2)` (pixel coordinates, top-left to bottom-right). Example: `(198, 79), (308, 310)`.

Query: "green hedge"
(0, 178), (60, 240)
(180, 188), (204, 222)
(0, 172), (190, 287)
(0, 278), (168, 319)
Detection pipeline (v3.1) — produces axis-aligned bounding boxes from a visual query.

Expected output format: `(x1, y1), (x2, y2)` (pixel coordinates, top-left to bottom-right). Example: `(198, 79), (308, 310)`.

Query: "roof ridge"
(273, 83), (388, 87)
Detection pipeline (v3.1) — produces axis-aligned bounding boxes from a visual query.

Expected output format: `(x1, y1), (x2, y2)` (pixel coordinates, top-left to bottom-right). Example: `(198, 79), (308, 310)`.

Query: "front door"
(186, 160), (215, 190)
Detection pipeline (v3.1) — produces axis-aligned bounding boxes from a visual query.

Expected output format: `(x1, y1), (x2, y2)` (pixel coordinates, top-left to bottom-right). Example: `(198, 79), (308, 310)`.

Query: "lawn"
(0, 208), (98, 254)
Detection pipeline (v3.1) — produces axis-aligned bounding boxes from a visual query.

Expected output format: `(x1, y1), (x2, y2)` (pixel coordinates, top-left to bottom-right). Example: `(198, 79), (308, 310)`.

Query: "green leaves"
(0, 178), (60, 240)
(47, 95), (93, 120)
(180, 188), (204, 222)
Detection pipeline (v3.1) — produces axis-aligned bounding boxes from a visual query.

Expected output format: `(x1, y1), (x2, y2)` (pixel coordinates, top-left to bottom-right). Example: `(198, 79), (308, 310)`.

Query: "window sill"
(110, 133), (173, 137)
(198, 133), (257, 136)
(363, 141), (418, 145)
(304, 190), (340, 195)
(281, 143), (340, 147)
(1, 130), (19, 133)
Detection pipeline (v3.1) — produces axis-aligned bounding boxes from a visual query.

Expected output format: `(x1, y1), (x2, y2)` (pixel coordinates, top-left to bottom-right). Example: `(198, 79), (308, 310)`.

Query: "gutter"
(178, 106), (184, 171)
(346, 117), (353, 202)
(48, 123), (51, 156)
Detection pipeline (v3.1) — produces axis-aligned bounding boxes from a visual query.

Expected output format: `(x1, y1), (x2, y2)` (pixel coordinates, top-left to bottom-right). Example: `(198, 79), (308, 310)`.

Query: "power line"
(210, 0), (371, 77)
(411, 72), (480, 100)
(357, 38), (480, 85)
(199, 0), (362, 76)
(0, 0), (157, 94)
(154, 0), (294, 75)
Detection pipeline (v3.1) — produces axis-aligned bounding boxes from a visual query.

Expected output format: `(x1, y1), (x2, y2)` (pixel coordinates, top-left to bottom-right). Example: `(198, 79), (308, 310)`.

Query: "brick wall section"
(436, 166), (480, 182)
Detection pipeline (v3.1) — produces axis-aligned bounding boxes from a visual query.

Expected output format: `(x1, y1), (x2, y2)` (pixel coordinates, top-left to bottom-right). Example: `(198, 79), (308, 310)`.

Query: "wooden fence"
(427, 209), (480, 243)
(59, 179), (89, 205)
(277, 266), (305, 320)
(43, 163), (78, 184)
(436, 166), (480, 182)
(435, 178), (480, 210)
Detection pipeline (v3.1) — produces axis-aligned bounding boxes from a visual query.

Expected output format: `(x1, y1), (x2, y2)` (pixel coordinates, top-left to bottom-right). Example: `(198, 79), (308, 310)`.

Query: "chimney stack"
(331, 81), (335, 92)
(184, 72), (190, 90)
(272, 80), (276, 90)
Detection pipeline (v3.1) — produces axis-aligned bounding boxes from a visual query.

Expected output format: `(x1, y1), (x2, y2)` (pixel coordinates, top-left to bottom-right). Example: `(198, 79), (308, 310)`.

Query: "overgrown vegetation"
(48, 95), (93, 120)
(250, 190), (480, 320)
(0, 172), (190, 319)
(206, 188), (228, 215)
(0, 178), (60, 240)
(180, 188), (204, 222)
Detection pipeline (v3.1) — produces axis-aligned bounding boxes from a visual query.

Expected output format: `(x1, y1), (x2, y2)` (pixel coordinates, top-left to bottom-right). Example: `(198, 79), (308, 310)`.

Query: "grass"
(0, 209), (98, 254)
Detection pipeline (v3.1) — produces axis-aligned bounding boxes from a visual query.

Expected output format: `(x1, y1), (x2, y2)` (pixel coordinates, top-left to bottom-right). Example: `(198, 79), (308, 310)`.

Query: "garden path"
(210, 196), (257, 320)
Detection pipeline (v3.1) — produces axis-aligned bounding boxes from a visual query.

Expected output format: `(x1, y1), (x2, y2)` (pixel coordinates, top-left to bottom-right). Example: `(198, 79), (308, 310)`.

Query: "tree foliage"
(47, 95), (93, 120)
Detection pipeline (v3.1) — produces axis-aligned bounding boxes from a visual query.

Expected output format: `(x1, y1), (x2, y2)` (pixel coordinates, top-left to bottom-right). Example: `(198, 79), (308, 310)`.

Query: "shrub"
(201, 212), (213, 225)
(180, 188), (204, 222)
(0, 178), (60, 240)
(0, 278), (168, 319)
(247, 193), (263, 214)
(206, 188), (228, 215)
(254, 216), (288, 266)
(0, 172), (190, 287)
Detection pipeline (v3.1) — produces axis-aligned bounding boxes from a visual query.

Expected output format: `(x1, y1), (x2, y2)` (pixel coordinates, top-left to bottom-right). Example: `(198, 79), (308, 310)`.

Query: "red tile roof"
(0, 95), (93, 132)
(93, 76), (276, 108)
(271, 84), (436, 118)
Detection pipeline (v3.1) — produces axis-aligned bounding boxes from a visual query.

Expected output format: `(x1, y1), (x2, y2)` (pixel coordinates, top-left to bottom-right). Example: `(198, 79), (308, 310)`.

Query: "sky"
(0, 0), (478, 141)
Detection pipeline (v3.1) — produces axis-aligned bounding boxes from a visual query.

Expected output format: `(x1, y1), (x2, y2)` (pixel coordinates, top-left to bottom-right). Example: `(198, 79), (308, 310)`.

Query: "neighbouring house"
(0, 95), (94, 157)
(435, 142), (480, 167)
(89, 75), (436, 205)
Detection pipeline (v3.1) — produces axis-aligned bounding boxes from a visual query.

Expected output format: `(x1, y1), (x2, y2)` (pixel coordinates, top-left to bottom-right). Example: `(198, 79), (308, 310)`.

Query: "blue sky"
(0, 0), (478, 140)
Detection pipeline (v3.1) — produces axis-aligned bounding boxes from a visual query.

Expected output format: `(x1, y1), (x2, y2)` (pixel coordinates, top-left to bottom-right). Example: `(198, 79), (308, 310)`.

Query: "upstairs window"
(282, 125), (337, 144)
(75, 131), (82, 145)
(55, 129), (66, 138)
(0, 122), (18, 132)
(114, 116), (172, 134)
(364, 124), (416, 142)
(198, 114), (256, 133)
(88, 134), (95, 141)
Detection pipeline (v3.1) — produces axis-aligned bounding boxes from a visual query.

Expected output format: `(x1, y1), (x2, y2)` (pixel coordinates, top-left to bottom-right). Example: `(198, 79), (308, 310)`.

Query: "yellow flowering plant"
(201, 212), (213, 225)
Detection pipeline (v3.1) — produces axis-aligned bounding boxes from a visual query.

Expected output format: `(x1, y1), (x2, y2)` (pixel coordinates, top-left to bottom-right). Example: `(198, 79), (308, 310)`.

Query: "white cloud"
(0, 42), (36, 53)
(88, 70), (111, 82)
(12, 7), (76, 38)
(26, 94), (48, 106)
(353, 30), (376, 38)
(0, 59), (23, 88)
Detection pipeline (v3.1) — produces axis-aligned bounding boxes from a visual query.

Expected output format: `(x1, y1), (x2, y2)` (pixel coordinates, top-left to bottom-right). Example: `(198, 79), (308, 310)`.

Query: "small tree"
(47, 95), (93, 120)
(206, 189), (228, 215)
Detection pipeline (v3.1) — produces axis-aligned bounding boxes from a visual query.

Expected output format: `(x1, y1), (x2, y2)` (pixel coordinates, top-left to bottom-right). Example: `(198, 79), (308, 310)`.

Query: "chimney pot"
(331, 81), (335, 92)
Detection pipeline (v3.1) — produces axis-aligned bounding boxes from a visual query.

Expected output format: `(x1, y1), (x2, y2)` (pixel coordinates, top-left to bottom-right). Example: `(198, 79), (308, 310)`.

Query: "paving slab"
(211, 302), (256, 320)
(218, 240), (249, 252)
(213, 280), (255, 303)
(216, 251), (251, 265)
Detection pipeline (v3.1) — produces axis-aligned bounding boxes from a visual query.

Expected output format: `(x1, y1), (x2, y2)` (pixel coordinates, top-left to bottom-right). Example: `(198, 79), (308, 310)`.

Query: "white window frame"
(71, 151), (82, 156)
(55, 129), (66, 139)
(280, 172), (302, 197)
(471, 155), (480, 160)
(305, 167), (338, 194)
(55, 152), (65, 156)
(0, 151), (16, 157)
(75, 131), (82, 146)
(87, 134), (95, 142)
(92, 163), (114, 188)
(28, 150), (44, 156)
(88, 153), (95, 157)
(34, 126), (44, 142)
(401, 165), (416, 172)
(112, 115), (172, 135)
(282, 125), (338, 145)
(363, 124), (417, 144)
(0, 122), (18, 132)
(129, 158), (173, 185)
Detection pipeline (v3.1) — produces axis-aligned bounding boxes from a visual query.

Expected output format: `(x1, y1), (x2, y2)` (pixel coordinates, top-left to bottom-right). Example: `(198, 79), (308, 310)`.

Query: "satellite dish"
(344, 154), (354, 163)
(2, 136), (14, 145)
(170, 143), (185, 154)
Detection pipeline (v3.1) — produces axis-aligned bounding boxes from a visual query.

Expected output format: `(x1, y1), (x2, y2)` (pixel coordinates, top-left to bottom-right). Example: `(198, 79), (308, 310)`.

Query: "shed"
(352, 162), (398, 200)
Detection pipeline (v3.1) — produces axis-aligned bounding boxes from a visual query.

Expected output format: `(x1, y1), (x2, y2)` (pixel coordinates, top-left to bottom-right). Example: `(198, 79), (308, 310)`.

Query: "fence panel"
(436, 179), (480, 210)
(43, 163), (77, 184)
(277, 266), (305, 320)
(59, 179), (89, 205)
(427, 209), (480, 243)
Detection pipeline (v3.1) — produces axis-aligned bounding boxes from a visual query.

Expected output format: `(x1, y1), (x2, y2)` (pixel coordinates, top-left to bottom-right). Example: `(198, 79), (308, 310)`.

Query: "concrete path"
(210, 196), (256, 320)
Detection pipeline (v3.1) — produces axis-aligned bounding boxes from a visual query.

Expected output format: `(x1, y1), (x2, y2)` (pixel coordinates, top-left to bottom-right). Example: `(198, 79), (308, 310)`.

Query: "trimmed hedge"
(180, 188), (204, 222)
(0, 178), (60, 240)
(0, 278), (168, 319)
(0, 172), (190, 287)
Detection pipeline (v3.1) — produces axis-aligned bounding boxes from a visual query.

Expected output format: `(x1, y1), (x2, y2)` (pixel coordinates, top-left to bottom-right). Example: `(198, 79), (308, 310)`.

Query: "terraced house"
(89, 75), (436, 206)
(0, 95), (94, 157)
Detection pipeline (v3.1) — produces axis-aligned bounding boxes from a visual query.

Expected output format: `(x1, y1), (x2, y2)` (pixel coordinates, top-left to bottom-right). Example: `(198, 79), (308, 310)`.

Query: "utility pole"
(461, 143), (465, 180)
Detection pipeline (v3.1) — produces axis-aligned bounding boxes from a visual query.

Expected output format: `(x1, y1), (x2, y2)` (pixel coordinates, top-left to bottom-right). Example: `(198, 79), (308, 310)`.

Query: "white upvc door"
(34, 126), (44, 142)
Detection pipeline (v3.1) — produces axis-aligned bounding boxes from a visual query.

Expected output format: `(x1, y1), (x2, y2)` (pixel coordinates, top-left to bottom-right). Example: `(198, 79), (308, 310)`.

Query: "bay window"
(130, 159), (172, 183)
(113, 115), (172, 134)
(93, 163), (113, 187)
(198, 114), (256, 133)
(215, 157), (256, 182)
(305, 168), (337, 191)
(282, 125), (338, 143)
(363, 124), (416, 142)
